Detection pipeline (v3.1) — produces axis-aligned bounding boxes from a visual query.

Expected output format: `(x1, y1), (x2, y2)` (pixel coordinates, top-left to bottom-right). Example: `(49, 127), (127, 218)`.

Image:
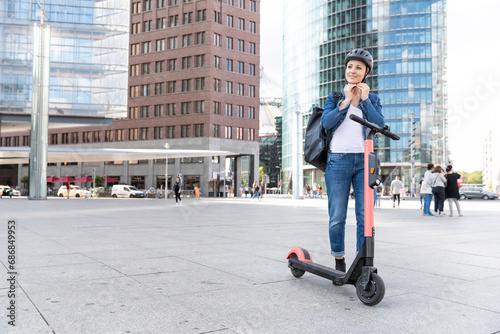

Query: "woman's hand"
(343, 83), (357, 103)
(356, 83), (370, 101)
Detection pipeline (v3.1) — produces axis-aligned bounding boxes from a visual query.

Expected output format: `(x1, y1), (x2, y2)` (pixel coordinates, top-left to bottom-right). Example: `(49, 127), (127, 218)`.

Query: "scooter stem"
(364, 137), (374, 238)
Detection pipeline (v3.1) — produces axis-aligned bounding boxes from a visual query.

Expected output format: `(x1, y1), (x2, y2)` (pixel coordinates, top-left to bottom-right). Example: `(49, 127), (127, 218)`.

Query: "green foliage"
(94, 176), (104, 187)
(456, 170), (482, 184)
(259, 162), (267, 183)
(20, 175), (29, 186)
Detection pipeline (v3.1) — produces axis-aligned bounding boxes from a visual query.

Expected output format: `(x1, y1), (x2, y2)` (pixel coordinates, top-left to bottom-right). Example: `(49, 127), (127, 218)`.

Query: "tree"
(456, 170), (483, 185)
(259, 162), (267, 183)
(20, 175), (29, 188)
(94, 176), (104, 187)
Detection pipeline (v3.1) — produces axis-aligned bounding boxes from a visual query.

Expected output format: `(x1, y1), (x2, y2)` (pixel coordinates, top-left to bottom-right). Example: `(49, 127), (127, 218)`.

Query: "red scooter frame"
(287, 114), (400, 306)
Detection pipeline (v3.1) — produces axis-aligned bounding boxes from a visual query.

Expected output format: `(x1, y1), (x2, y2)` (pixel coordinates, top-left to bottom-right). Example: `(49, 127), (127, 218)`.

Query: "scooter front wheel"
(356, 273), (385, 306)
(288, 254), (305, 278)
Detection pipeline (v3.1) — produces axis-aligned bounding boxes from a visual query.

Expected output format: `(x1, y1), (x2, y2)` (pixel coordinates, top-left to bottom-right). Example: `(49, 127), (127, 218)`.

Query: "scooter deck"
(288, 258), (351, 285)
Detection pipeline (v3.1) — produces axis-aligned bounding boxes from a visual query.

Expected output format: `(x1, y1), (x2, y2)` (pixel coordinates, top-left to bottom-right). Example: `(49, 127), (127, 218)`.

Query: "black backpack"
(304, 92), (341, 172)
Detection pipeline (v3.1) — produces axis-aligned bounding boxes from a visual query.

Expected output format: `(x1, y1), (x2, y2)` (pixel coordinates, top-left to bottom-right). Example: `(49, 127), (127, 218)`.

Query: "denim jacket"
(321, 89), (385, 145)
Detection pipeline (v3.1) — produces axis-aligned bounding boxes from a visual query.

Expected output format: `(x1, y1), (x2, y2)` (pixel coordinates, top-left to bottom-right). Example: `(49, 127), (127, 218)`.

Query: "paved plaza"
(1, 195), (499, 333)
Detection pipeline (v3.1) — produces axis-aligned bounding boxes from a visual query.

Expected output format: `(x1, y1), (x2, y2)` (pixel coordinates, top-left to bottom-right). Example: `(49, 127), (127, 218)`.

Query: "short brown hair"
(433, 165), (443, 173)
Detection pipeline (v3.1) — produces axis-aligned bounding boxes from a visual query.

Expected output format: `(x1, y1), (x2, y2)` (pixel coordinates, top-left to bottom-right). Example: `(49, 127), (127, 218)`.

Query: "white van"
(111, 185), (146, 198)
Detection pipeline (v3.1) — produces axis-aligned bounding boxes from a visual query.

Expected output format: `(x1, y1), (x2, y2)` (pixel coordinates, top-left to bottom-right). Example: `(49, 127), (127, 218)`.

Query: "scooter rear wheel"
(289, 254), (305, 278)
(356, 273), (385, 306)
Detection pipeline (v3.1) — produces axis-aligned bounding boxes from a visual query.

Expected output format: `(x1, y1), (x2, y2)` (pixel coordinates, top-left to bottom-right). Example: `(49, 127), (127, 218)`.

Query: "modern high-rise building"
(1, 0), (261, 196)
(282, 0), (447, 193)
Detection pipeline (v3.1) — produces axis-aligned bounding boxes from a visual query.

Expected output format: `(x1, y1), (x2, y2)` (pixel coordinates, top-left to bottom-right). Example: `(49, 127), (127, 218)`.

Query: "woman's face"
(345, 60), (367, 84)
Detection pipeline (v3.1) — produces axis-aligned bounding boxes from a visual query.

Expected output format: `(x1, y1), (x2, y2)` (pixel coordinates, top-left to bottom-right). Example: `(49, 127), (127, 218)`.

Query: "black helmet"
(345, 49), (373, 76)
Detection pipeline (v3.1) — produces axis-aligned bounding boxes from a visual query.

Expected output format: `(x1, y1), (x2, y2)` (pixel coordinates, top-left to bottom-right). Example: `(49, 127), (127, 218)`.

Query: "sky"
(260, 0), (500, 173)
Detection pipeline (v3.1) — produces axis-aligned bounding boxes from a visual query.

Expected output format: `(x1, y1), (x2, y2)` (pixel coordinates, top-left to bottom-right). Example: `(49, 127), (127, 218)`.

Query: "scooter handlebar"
(349, 114), (400, 140)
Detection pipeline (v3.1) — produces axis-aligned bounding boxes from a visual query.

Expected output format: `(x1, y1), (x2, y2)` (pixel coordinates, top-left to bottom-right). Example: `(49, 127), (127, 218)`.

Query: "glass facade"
(0, 0), (129, 117)
(282, 0), (447, 192)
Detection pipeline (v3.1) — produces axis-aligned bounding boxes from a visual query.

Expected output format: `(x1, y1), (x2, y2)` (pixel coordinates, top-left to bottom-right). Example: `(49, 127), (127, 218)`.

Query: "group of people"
(419, 163), (462, 217)
(242, 181), (263, 200)
(304, 183), (323, 198)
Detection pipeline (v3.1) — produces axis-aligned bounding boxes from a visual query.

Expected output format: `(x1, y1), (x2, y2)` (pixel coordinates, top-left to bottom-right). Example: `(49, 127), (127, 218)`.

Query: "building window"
(93, 131), (101, 142)
(140, 128), (149, 140)
(167, 81), (176, 93)
(131, 43), (140, 56)
(132, 2), (141, 14)
(227, 15), (234, 27)
(182, 34), (192, 47)
(130, 86), (140, 98)
(182, 56), (191, 69)
(141, 106), (150, 118)
(142, 62), (150, 75)
(154, 104), (164, 117)
(227, 0), (234, 5)
(225, 104), (233, 116)
(226, 59), (233, 71)
(197, 9), (206, 22)
(156, 39), (165, 51)
(248, 128), (255, 141)
(236, 127), (244, 140)
(157, 0), (166, 8)
(249, 85), (255, 97)
(49, 134), (58, 145)
(61, 133), (69, 144)
(167, 103), (176, 115)
(181, 101), (191, 114)
(129, 106), (139, 118)
(155, 60), (165, 73)
(155, 83), (164, 96)
(194, 101), (204, 113)
(196, 32), (205, 44)
(105, 130), (114, 142)
(225, 126), (233, 139)
(82, 131), (91, 143)
(226, 81), (233, 94)
(237, 105), (244, 117)
(129, 129), (137, 140)
(248, 106), (255, 119)
(168, 59), (177, 71)
(181, 79), (191, 92)
(239, 0), (245, 9)
(213, 124), (220, 137)
(214, 11), (221, 24)
(214, 78), (221, 92)
(214, 33), (221, 46)
(194, 124), (204, 137)
(168, 37), (178, 49)
(22, 135), (30, 146)
(157, 17), (166, 29)
(183, 12), (193, 25)
(249, 63), (256, 76)
(238, 18), (245, 30)
(130, 64), (140, 76)
(213, 101), (221, 114)
(213, 55), (221, 68)
(116, 129), (124, 141)
(181, 125), (191, 138)
(238, 39), (245, 52)
(167, 126), (176, 138)
(141, 84), (150, 96)
(238, 61), (244, 74)
(169, 15), (179, 27)
(250, 0), (256, 12)
(131, 22), (141, 34)
(143, 41), (152, 54)
(144, 0), (152, 11)
(154, 126), (164, 139)
(143, 20), (152, 32)
(237, 83), (244, 96)
(195, 54), (205, 67)
(195, 77), (205, 90)
(226, 37), (233, 49)
(250, 21), (256, 33)
(169, 0), (178, 5)
(249, 42), (256, 54)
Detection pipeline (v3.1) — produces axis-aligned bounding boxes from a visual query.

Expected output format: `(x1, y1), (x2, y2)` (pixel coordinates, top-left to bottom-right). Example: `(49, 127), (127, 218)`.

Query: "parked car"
(111, 185), (146, 198)
(57, 185), (90, 198)
(459, 186), (498, 200)
(0, 186), (21, 197)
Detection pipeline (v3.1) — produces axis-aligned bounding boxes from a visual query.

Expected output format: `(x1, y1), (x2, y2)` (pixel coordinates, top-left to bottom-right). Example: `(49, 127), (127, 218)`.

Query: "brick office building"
(3, 0), (261, 196)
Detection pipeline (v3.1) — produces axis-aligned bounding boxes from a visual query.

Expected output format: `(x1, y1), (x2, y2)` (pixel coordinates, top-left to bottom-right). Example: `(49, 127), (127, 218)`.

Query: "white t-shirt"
(329, 105), (364, 153)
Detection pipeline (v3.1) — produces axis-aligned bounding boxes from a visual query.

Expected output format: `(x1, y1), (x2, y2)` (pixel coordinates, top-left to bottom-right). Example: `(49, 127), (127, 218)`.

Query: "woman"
(174, 176), (182, 205)
(430, 165), (447, 216)
(321, 49), (384, 272)
(251, 180), (260, 200)
(445, 165), (463, 217)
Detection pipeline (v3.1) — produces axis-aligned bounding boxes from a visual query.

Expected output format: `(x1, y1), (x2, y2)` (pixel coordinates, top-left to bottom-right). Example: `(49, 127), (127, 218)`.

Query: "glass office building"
(282, 0), (447, 192)
(0, 0), (129, 117)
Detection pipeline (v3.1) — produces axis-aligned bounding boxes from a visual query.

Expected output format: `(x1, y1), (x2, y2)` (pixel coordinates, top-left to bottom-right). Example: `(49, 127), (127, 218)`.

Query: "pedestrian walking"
(318, 185), (323, 198)
(174, 176), (182, 205)
(417, 176), (425, 209)
(390, 176), (403, 208)
(321, 48), (385, 272)
(305, 184), (310, 198)
(375, 184), (383, 209)
(251, 181), (260, 200)
(445, 165), (463, 217)
(430, 165), (447, 216)
(422, 163), (435, 216)
(244, 185), (249, 198)
(312, 183), (318, 198)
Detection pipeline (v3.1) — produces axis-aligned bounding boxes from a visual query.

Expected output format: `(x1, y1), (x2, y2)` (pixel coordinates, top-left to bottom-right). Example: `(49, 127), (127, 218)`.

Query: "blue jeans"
(325, 152), (364, 257)
(423, 194), (433, 214)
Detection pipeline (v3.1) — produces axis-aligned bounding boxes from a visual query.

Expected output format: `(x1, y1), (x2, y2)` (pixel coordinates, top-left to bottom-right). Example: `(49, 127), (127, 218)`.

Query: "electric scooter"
(287, 114), (400, 306)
